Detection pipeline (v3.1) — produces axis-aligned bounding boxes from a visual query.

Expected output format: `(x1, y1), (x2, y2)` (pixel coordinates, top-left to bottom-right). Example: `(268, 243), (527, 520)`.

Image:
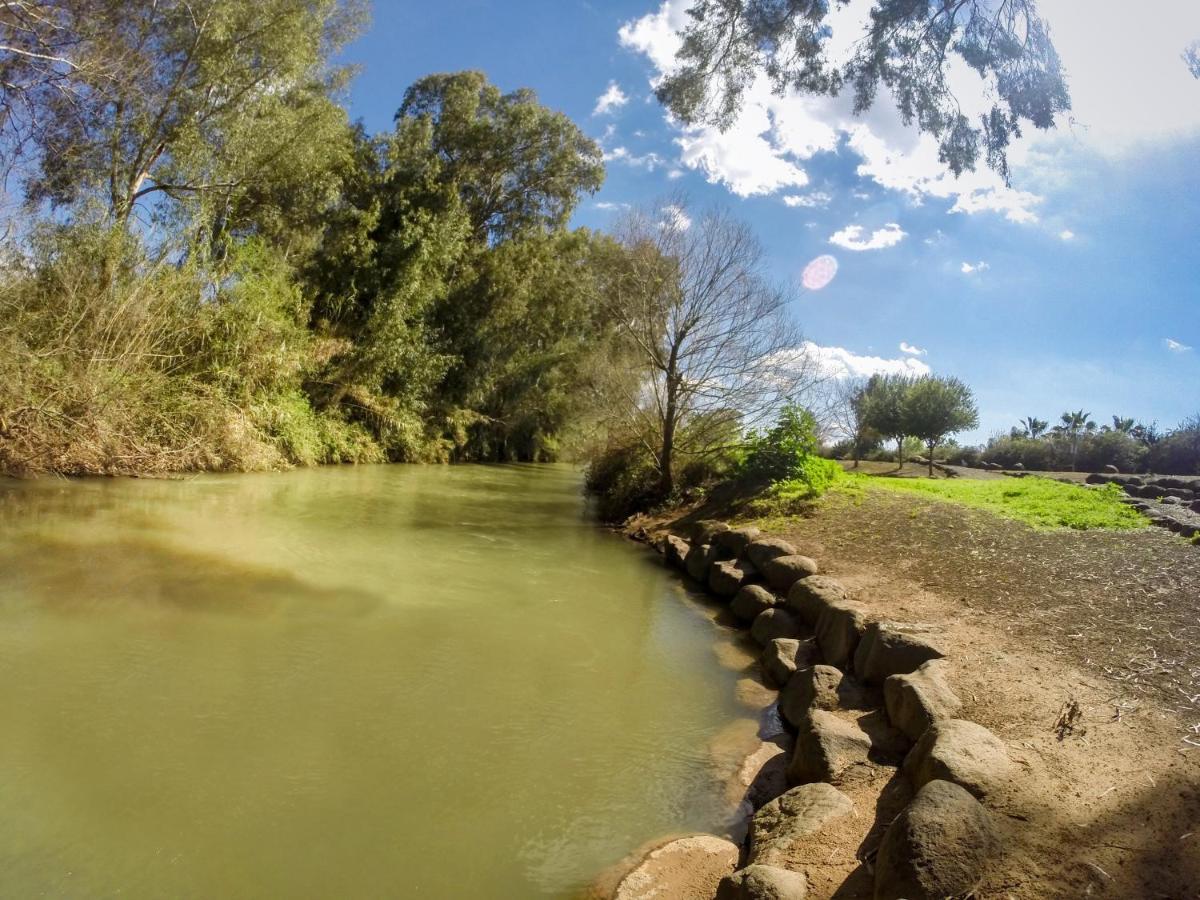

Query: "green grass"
(841, 474), (1149, 531)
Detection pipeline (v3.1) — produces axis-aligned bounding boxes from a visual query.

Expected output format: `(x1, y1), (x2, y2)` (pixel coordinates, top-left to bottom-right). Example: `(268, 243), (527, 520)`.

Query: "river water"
(0, 465), (746, 898)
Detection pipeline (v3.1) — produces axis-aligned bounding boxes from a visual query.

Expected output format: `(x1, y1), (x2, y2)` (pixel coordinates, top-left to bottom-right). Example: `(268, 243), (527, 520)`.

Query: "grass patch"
(845, 474), (1149, 531)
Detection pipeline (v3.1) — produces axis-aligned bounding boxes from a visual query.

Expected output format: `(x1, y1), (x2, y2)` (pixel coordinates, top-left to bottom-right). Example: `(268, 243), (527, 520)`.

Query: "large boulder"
(663, 535), (690, 570)
(746, 537), (799, 570)
(762, 638), (815, 688)
(873, 780), (1000, 900)
(715, 526), (763, 557)
(717, 865), (808, 900)
(853, 623), (946, 684)
(787, 710), (873, 785)
(691, 520), (732, 545)
(904, 719), (1014, 799)
(779, 665), (847, 725)
(751, 608), (803, 647)
(611, 834), (742, 900)
(711, 559), (759, 598)
(884, 661), (963, 741)
(786, 576), (850, 628)
(1103, 464), (1121, 474)
(733, 585), (781, 623)
(685, 543), (718, 581)
(747, 782), (854, 868)
(813, 601), (869, 669)
(761, 555), (821, 592)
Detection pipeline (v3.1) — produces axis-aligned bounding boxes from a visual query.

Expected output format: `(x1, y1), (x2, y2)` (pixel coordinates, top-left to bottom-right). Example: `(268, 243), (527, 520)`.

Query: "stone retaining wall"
(631, 520), (1019, 900)
(1087, 472), (1200, 538)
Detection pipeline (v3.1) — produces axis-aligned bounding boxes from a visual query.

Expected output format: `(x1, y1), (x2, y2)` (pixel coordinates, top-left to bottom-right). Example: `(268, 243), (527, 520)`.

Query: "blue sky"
(344, 0), (1200, 442)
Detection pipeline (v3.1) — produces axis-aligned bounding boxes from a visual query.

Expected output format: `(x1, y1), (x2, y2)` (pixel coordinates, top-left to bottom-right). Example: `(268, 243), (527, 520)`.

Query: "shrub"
(740, 404), (820, 482)
(1145, 415), (1200, 474)
(584, 442), (662, 522)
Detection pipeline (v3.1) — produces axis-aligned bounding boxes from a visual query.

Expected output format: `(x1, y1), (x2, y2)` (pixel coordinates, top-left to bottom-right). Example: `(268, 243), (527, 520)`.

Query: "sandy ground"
(641, 485), (1200, 899)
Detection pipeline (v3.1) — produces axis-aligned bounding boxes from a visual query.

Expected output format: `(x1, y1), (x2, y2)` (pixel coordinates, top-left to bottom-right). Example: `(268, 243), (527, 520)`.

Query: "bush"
(1075, 430), (1146, 474)
(981, 435), (1058, 471)
(740, 404), (820, 482)
(584, 442), (662, 522)
(1145, 416), (1200, 474)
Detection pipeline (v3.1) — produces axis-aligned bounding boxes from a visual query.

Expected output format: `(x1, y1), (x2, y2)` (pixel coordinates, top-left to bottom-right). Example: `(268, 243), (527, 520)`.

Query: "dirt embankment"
(632, 487), (1200, 899)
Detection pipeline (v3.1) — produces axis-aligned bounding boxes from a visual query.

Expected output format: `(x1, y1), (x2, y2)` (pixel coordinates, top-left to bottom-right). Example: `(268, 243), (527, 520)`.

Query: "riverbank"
(611, 483), (1199, 898)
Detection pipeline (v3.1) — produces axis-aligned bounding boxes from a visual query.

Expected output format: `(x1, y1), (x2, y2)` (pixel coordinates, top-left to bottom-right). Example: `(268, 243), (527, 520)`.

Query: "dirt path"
(646, 487), (1200, 898)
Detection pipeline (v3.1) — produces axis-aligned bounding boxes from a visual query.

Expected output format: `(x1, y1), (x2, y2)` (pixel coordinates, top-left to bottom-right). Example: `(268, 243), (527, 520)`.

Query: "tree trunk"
(659, 354), (680, 497)
(896, 437), (904, 468)
(928, 440), (936, 477)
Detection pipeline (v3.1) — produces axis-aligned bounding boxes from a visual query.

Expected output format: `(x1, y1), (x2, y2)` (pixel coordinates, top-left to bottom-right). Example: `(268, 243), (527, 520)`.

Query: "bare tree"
(826, 375), (878, 468)
(601, 201), (817, 495)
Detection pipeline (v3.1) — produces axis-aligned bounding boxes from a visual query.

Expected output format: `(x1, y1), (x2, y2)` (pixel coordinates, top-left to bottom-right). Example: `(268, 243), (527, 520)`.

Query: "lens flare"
(801, 254), (838, 291)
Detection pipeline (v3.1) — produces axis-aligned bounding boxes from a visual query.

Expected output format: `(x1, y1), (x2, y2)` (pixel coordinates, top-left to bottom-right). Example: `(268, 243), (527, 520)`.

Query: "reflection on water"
(0, 465), (741, 898)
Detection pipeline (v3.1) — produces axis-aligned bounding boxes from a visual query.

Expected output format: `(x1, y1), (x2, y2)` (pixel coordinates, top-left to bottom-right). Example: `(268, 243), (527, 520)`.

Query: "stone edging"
(645, 520), (1017, 900)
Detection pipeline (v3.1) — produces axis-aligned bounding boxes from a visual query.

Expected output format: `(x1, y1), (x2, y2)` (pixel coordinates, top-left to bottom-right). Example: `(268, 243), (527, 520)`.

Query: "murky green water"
(0, 465), (745, 898)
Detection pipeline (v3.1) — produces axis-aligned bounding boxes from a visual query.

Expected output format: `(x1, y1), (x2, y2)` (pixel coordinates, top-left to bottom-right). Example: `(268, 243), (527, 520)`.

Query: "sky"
(342, 0), (1200, 442)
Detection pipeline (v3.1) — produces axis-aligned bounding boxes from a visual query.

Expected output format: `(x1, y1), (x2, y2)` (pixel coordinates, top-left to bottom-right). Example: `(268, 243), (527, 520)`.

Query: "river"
(0, 464), (747, 898)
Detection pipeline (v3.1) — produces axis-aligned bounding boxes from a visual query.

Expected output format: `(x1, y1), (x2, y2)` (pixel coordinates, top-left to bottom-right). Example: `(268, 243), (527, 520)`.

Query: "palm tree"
(1020, 416), (1049, 439)
(1110, 416), (1136, 434)
(1059, 409), (1094, 470)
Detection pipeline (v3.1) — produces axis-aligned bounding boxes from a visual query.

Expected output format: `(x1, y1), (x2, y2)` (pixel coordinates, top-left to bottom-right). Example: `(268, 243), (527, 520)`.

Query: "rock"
(730, 737), (794, 812)
(813, 600), (868, 669)
(1161, 495), (1182, 506)
(692, 520), (731, 545)
(747, 782), (854, 868)
(1191, 500), (1200, 514)
(873, 780), (1000, 900)
(853, 622), (946, 684)
(685, 543), (717, 581)
(746, 537), (799, 570)
(733, 585), (781, 623)
(884, 661), (963, 741)
(611, 834), (741, 900)
(717, 865), (808, 900)
(787, 710), (873, 785)
(711, 559), (760, 598)
(1104, 464), (1121, 474)
(786, 576), (850, 627)
(762, 638), (814, 687)
(761, 555), (821, 592)
(779, 665), (845, 725)
(904, 719), (1014, 799)
(716, 526), (763, 557)
(1180, 523), (1200, 539)
(663, 535), (690, 570)
(1086, 472), (1111, 485)
(751, 608), (803, 647)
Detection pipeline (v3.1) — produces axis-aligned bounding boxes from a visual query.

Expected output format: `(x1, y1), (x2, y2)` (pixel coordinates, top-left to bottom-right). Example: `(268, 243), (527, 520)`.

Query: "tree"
(862, 373), (915, 467)
(394, 71), (604, 243)
(1020, 416), (1049, 439)
(1109, 415), (1136, 435)
(9, 0), (365, 227)
(1055, 409), (1094, 471)
(601, 202), (814, 496)
(656, 0), (1070, 182)
(829, 376), (879, 467)
(903, 376), (980, 476)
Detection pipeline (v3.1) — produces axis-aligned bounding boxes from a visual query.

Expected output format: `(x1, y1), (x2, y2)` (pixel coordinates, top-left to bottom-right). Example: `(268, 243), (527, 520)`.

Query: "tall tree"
(903, 376), (980, 476)
(602, 202), (814, 496)
(862, 373), (915, 467)
(656, 0), (1070, 181)
(1056, 408), (1094, 471)
(8, 0), (365, 227)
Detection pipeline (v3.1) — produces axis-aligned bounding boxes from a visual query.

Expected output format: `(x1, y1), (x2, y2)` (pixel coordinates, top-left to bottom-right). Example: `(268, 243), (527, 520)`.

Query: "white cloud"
(829, 223), (906, 251)
(961, 261), (990, 275)
(783, 341), (932, 380)
(666, 168), (685, 180)
(1165, 338), (1193, 353)
(783, 192), (832, 208)
(594, 82), (629, 117)
(899, 342), (927, 356)
(1059, 229), (1076, 241)
(603, 146), (664, 171)
(593, 201), (629, 212)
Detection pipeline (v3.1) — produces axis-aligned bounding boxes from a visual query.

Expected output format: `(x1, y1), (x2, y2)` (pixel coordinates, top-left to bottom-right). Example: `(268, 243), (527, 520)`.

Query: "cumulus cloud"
(780, 342), (932, 380)
(783, 192), (832, 208)
(661, 204), (692, 230)
(593, 82), (629, 116)
(1165, 338), (1193, 353)
(899, 342), (927, 356)
(829, 223), (906, 251)
(961, 261), (990, 274)
(593, 201), (629, 212)
(1059, 229), (1076, 241)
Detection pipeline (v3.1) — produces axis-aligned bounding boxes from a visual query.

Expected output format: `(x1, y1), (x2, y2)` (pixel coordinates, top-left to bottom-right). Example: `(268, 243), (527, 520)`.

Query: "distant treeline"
(0, 2), (640, 475)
